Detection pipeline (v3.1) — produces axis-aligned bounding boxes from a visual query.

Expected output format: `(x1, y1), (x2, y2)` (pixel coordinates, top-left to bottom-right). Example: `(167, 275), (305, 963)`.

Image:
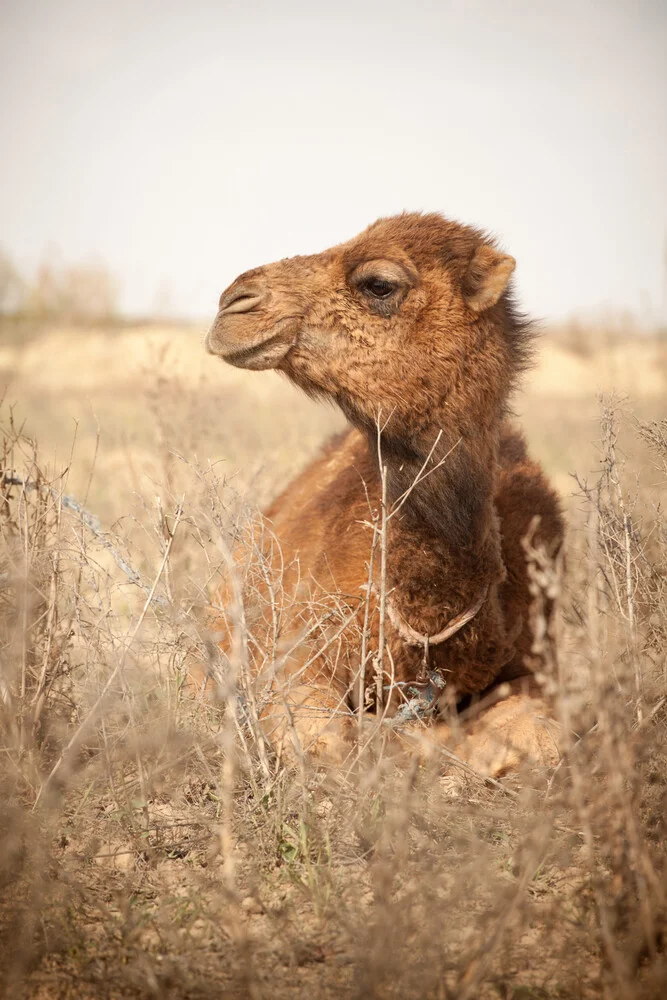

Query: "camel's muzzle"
(206, 276), (300, 370)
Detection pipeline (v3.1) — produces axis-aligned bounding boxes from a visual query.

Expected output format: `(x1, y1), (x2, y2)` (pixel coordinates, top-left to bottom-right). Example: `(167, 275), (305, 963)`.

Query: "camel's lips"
(206, 316), (301, 371)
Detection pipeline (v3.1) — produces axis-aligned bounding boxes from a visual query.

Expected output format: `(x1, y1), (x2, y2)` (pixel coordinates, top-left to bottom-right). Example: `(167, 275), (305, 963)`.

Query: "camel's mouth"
(217, 331), (293, 371)
(206, 316), (300, 371)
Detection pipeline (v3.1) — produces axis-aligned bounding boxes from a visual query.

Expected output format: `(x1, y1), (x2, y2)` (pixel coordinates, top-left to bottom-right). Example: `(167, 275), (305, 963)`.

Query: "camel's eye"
(359, 277), (397, 300)
(348, 259), (412, 311)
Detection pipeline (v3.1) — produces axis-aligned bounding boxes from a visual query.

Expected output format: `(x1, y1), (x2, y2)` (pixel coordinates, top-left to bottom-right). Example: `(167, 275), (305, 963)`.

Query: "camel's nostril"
(218, 286), (265, 315)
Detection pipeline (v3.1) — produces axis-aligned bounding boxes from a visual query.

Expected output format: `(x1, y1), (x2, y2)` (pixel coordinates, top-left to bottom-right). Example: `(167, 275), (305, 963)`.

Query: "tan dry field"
(1, 325), (665, 516)
(1, 324), (666, 1000)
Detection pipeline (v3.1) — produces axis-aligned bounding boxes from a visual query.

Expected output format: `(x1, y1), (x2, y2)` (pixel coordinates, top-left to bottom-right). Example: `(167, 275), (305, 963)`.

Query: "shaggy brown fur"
(202, 212), (564, 776)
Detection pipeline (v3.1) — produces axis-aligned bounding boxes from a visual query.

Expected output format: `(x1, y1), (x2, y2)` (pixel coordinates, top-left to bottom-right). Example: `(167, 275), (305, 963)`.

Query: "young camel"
(203, 212), (564, 778)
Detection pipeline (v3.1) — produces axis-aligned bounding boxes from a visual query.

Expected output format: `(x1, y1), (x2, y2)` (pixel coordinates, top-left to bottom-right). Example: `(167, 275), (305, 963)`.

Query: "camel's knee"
(456, 686), (560, 778)
(394, 683), (560, 781)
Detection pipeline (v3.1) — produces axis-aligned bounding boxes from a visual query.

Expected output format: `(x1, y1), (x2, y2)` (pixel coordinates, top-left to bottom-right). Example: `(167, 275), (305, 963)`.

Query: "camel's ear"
(462, 244), (516, 312)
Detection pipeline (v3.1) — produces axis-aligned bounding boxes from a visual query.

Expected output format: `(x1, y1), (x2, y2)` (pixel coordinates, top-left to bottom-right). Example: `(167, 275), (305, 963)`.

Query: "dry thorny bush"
(0, 399), (666, 1000)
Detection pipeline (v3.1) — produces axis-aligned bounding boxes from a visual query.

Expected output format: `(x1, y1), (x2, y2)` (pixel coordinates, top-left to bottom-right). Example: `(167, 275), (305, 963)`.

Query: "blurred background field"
(1, 317), (664, 522)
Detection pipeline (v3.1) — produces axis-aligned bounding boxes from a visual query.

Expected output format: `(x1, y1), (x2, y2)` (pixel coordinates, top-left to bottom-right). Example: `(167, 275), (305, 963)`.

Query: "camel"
(203, 212), (564, 779)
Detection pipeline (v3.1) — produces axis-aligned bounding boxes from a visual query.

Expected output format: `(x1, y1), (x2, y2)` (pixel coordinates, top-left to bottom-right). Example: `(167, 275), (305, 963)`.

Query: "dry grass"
(1, 324), (666, 999)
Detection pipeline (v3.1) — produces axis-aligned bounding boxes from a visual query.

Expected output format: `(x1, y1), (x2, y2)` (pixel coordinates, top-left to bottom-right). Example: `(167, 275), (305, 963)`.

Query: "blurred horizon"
(2, 0), (666, 326)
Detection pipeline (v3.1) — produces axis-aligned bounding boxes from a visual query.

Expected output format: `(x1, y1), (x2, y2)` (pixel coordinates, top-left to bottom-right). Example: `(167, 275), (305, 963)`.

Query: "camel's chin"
(222, 343), (290, 370)
(209, 333), (293, 371)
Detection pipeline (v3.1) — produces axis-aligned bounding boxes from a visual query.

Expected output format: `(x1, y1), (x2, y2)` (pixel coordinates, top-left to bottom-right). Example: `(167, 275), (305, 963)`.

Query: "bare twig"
(33, 501), (183, 809)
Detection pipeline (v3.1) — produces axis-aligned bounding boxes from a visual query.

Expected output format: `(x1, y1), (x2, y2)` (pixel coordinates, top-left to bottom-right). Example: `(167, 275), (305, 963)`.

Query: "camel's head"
(206, 213), (527, 435)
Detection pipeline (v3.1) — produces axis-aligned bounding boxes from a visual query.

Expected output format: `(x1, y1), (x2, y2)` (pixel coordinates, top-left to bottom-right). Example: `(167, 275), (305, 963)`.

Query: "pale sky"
(1, 0), (666, 323)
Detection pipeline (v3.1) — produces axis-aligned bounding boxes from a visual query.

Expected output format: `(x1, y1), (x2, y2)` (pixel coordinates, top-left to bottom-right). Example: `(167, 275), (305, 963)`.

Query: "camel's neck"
(378, 427), (495, 553)
(365, 419), (506, 633)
